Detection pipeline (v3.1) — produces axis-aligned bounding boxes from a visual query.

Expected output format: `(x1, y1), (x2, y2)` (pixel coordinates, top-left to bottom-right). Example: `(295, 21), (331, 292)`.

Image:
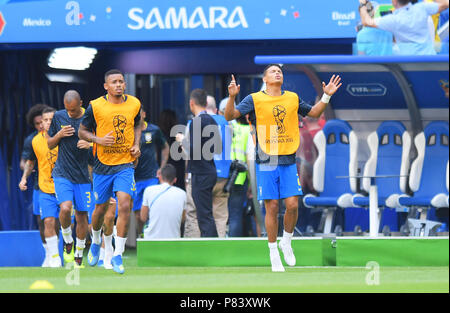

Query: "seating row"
(302, 119), (449, 234)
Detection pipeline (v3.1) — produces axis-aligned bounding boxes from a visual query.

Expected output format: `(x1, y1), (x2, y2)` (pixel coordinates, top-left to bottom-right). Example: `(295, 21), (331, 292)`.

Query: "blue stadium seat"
(397, 121), (449, 221)
(352, 121), (412, 232)
(303, 119), (359, 233)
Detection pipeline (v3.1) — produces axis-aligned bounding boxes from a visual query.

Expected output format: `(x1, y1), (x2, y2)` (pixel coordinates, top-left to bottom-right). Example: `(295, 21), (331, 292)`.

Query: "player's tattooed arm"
(19, 160), (36, 191)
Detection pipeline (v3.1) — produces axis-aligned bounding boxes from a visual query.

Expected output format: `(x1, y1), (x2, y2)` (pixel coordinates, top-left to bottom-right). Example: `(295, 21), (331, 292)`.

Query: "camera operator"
(226, 113), (252, 237)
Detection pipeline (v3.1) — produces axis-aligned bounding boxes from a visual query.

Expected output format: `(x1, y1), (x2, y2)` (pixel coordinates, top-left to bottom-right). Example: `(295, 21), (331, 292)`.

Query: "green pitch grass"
(0, 249), (447, 293)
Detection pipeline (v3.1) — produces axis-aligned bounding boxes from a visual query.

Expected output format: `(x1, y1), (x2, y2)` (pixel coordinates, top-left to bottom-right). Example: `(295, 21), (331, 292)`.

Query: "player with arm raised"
(225, 65), (342, 272)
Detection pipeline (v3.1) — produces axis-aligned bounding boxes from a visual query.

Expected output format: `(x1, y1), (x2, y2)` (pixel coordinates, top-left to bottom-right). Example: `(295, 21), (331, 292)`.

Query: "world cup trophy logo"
(272, 105), (286, 134)
(46, 150), (57, 171)
(113, 115), (127, 144)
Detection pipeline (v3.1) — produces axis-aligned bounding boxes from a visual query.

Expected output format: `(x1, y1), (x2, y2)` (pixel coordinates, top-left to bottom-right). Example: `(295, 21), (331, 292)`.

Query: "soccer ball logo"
(113, 115), (127, 144)
(272, 105), (286, 134)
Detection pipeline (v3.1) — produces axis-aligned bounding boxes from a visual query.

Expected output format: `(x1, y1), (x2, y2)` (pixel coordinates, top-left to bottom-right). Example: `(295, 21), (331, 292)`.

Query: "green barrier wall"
(336, 237), (449, 267)
(137, 237), (448, 267)
(137, 238), (325, 267)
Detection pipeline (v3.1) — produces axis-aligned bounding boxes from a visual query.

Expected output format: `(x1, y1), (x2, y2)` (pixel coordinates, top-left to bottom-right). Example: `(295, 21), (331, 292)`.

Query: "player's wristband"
(321, 93), (331, 104)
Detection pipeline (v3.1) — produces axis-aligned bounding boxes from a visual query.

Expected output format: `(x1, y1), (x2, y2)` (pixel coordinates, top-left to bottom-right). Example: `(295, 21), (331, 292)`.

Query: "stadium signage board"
(0, 0), (357, 43)
(346, 83), (388, 97)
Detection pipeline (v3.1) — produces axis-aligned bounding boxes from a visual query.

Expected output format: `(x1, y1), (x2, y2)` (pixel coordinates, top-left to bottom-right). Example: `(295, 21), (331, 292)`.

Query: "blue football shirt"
(48, 109), (91, 184)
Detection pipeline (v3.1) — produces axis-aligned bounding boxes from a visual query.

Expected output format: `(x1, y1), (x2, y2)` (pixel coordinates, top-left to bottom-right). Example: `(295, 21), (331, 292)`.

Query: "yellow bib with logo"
(32, 131), (58, 194)
(253, 91), (300, 156)
(91, 95), (141, 166)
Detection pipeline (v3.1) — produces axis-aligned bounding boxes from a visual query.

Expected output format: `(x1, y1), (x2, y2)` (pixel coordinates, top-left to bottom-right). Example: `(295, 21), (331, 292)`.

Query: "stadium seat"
(352, 121), (411, 232)
(303, 119), (359, 234)
(397, 121), (449, 223)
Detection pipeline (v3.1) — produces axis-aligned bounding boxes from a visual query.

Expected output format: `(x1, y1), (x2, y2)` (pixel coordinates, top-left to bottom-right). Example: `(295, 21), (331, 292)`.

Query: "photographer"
(226, 114), (251, 237)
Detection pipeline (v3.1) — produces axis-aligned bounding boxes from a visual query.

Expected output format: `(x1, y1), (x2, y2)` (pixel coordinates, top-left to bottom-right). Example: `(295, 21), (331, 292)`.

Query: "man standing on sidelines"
(186, 89), (222, 237)
(225, 65), (342, 271)
(79, 69), (142, 274)
(47, 90), (92, 267)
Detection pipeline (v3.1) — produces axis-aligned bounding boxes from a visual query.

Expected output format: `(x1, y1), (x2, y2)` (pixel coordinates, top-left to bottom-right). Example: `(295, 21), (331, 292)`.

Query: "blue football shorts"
(53, 177), (92, 213)
(39, 191), (60, 219)
(255, 163), (303, 201)
(33, 189), (40, 216)
(92, 167), (135, 205)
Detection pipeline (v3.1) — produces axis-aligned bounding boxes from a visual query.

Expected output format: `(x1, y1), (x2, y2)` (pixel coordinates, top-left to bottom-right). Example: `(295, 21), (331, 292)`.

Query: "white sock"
(92, 229), (101, 245)
(281, 230), (293, 245)
(75, 238), (86, 258)
(46, 235), (59, 259)
(61, 226), (73, 244)
(104, 235), (113, 255)
(113, 236), (127, 257)
(268, 241), (278, 254)
(99, 247), (105, 261)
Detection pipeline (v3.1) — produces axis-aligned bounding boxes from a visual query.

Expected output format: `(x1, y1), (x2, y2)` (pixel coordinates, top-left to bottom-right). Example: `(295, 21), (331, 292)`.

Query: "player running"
(19, 107), (61, 267)
(47, 90), (92, 267)
(79, 69), (142, 274)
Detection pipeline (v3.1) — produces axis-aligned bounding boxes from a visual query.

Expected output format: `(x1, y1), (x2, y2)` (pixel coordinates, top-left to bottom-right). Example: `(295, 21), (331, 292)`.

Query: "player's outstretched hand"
(228, 74), (240, 97)
(322, 75), (342, 96)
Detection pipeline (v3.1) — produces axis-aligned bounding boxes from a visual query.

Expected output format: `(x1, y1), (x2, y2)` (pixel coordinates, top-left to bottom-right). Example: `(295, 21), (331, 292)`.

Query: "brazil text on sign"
(346, 83), (388, 97)
(0, 0), (357, 43)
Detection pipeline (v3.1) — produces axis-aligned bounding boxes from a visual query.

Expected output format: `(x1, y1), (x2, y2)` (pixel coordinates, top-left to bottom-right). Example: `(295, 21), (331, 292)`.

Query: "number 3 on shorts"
(85, 191), (91, 204)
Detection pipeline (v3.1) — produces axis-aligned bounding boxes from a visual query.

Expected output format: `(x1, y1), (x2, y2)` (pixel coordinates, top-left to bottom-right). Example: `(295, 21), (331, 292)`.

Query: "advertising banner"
(0, 0), (358, 43)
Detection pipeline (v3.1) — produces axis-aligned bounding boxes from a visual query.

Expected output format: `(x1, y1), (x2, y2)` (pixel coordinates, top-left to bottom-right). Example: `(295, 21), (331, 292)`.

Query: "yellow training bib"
(32, 131), (58, 194)
(253, 91), (300, 155)
(91, 94), (141, 166)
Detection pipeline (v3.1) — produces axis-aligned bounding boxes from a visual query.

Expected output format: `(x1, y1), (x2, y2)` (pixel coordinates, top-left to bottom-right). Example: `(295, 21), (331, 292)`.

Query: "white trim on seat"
(349, 131), (359, 193)
(337, 193), (355, 208)
(409, 132), (425, 192)
(312, 130), (326, 193)
(363, 131), (378, 193)
(385, 193), (403, 209)
(303, 194), (317, 209)
(400, 131), (411, 193)
(431, 193), (449, 208)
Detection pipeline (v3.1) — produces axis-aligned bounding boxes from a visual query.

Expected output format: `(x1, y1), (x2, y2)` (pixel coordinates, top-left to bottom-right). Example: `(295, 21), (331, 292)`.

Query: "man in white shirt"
(140, 164), (186, 239)
(359, 0), (449, 55)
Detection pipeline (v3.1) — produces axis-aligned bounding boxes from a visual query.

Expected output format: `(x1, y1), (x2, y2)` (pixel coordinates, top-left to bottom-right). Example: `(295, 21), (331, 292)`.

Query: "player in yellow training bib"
(19, 106), (62, 268)
(224, 64), (342, 272)
(79, 69), (142, 274)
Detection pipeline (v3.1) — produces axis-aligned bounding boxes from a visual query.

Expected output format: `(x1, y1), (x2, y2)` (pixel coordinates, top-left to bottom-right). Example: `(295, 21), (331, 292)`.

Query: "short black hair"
(26, 104), (48, 127)
(64, 90), (81, 103)
(104, 69), (124, 82)
(263, 64), (283, 76)
(42, 106), (56, 115)
(190, 88), (207, 107)
(160, 164), (177, 182)
(398, 0), (411, 5)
